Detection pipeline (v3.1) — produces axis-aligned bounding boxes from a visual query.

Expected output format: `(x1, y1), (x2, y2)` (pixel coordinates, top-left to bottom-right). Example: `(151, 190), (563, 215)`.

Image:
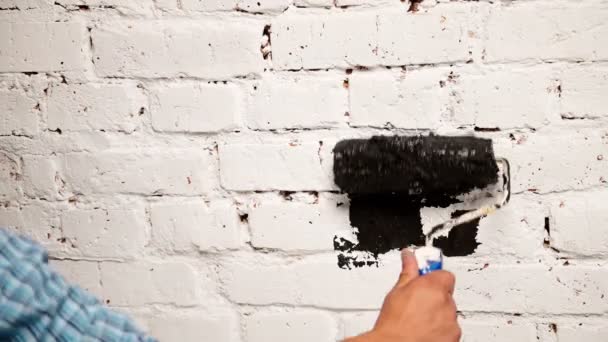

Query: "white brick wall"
(2, 1), (608, 341)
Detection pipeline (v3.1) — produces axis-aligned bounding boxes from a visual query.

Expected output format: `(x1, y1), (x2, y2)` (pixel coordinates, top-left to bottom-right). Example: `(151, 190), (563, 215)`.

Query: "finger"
(395, 249), (419, 288)
(426, 270), (456, 294)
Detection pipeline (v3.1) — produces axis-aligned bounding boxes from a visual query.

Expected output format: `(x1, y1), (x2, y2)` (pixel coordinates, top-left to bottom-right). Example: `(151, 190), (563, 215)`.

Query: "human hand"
(346, 249), (460, 342)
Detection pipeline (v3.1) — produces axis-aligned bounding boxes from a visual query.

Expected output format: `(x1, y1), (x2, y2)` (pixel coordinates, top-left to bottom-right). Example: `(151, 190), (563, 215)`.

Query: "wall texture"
(1, 0), (608, 341)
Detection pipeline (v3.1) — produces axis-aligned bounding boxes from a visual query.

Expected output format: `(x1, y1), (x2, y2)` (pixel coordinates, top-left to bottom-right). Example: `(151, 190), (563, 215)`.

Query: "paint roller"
(333, 135), (511, 275)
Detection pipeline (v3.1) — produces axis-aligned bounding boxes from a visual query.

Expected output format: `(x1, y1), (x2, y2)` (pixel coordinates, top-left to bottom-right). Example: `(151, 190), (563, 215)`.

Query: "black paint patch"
(338, 194), (426, 257)
(432, 210), (482, 257)
(333, 135), (496, 269)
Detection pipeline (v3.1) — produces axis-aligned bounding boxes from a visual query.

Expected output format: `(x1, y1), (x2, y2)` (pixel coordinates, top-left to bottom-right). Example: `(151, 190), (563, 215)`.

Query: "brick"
(236, 0), (290, 13)
(144, 313), (238, 342)
(247, 74), (347, 130)
(0, 22), (85, 72)
(224, 256), (608, 313)
(557, 324), (608, 342)
(271, 12), (378, 70)
(453, 68), (557, 129)
(244, 311), (337, 342)
(50, 260), (102, 297)
(0, 204), (59, 245)
(460, 320), (536, 342)
(219, 142), (331, 191)
(0, 89), (39, 136)
(422, 194), (545, 260)
(341, 312), (377, 338)
(249, 198), (350, 251)
(494, 130), (607, 193)
(548, 188), (608, 256)
(100, 262), (200, 306)
(47, 83), (146, 133)
(53, 0), (155, 14)
(0, 151), (21, 201)
(451, 264), (608, 314)
(150, 200), (240, 252)
(377, 5), (473, 66)
(21, 156), (60, 199)
(60, 150), (217, 195)
(486, 4), (608, 62)
(0, 0), (48, 9)
(166, 0), (290, 13)
(93, 21), (264, 79)
(221, 256), (397, 309)
(60, 206), (147, 258)
(560, 66), (608, 119)
(349, 68), (448, 129)
(151, 83), (241, 133)
(293, 0), (331, 7)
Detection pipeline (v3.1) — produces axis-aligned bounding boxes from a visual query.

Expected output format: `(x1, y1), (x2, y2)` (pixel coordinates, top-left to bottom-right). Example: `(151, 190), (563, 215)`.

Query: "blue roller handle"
(415, 246), (444, 276)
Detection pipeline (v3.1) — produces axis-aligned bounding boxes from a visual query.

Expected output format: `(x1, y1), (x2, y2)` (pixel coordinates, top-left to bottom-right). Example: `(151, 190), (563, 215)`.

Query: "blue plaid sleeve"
(0, 229), (158, 342)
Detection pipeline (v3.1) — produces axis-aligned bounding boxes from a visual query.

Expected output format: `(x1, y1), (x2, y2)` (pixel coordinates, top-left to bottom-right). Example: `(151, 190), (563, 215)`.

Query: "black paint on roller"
(333, 135), (499, 196)
(333, 135), (498, 269)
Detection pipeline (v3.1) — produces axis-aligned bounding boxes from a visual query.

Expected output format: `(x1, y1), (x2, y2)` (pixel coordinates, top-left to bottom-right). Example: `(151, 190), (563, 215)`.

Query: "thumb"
(395, 248), (419, 288)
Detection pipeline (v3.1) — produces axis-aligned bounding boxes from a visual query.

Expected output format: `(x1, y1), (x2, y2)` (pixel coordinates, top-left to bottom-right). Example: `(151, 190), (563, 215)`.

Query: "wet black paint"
(432, 210), (481, 257)
(333, 135), (498, 269)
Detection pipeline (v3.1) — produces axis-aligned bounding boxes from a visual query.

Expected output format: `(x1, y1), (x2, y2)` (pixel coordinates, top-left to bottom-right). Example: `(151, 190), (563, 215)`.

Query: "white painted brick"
(557, 324), (608, 342)
(341, 312), (377, 338)
(336, 0), (392, 6)
(452, 264), (608, 314)
(0, 0), (48, 9)
(422, 194), (545, 260)
(169, 0), (290, 13)
(293, 0), (331, 7)
(460, 321), (536, 342)
(178, 0), (234, 11)
(237, 0), (291, 13)
(151, 83), (241, 133)
(0, 204), (59, 246)
(47, 83), (146, 133)
(244, 311), (337, 342)
(60, 150), (216, 195)
(249, 198), (350, 251)
(150, 200), (240, 252)
(454, 68), (557, 129)
(548, 188), (608, 257)
(349, 68), (448, 129)
(271, 12), (378, 70)
(486, 4), (608, 62)
(560, 66), (608, 119)
(224, 256), (608, 313)
(377, 5), (473, 66)
(100, 262), (200, 306)
(221, 256), (398, 309)
(219, 142), (331, 191)
(248, 74), (347, 130)
(22, 156), (61, 199)
(60, 206), (147, 258)
(0, 89), (39, 136)
(494, 130), (607, 193)
(53, 0), (155, 14)
(50, 260), (102, 297)
(0, 22), (85, 72)
(93, 21), (264, 79)
(144, 313), (239, 342)
(0, 151), (22, 201)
